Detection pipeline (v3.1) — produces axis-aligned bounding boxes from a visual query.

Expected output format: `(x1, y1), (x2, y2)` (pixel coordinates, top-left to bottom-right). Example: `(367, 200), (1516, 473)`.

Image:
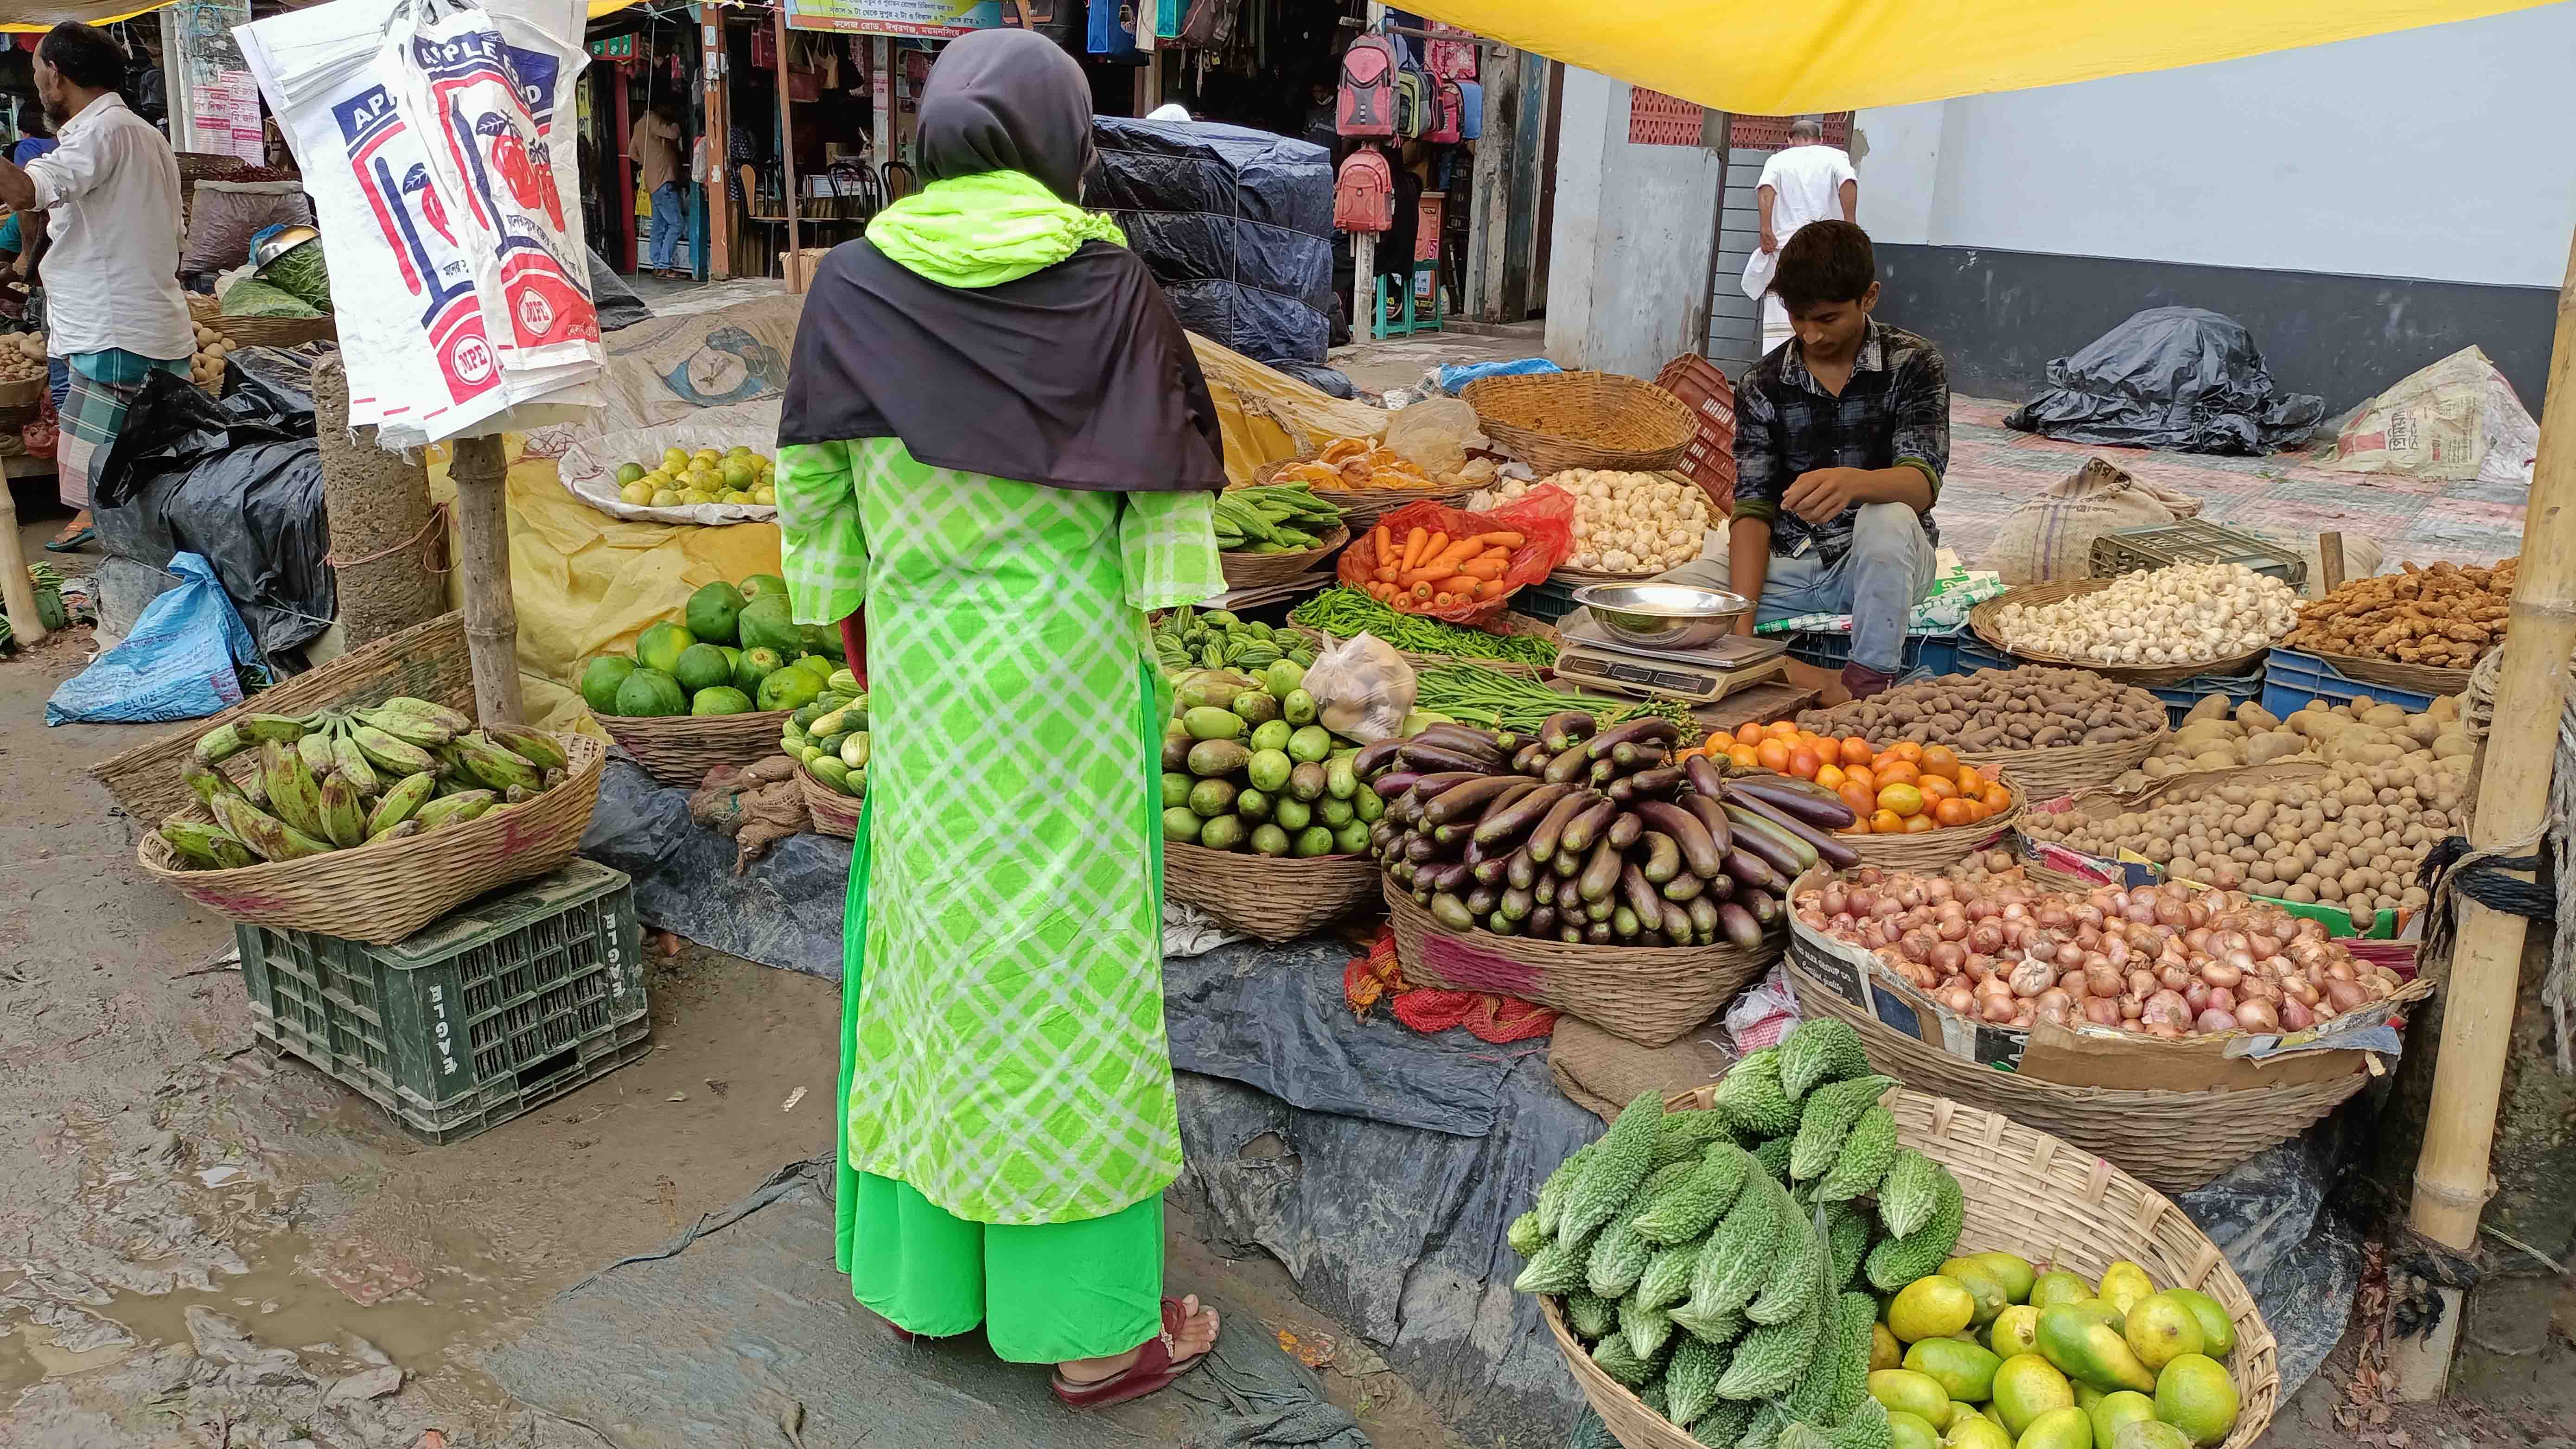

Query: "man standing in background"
(631, 100), (686, 280)
(0, 23), (192, 554)
(1741, 117), (1857, 356)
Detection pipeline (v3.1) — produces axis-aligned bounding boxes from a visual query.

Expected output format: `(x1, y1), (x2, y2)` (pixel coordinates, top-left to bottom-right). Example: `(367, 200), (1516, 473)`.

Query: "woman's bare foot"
(1055, 1295), (1218, 1385)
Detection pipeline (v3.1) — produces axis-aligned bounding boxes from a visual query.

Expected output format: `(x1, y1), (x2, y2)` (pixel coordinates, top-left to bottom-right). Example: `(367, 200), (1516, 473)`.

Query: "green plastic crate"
(237, 859), (649, 1144)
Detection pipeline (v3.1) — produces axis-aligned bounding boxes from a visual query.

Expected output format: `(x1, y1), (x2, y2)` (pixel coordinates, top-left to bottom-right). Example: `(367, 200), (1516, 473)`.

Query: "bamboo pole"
(773, 0), (802, 291)
(2392, 223), (2576, 1399)
(0, 469), (47, 648)
(448, 434), (524, 727)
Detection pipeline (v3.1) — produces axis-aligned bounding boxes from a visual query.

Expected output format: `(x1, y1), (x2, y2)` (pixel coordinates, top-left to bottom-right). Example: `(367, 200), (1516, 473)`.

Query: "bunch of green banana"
(163, 698), (568, 871)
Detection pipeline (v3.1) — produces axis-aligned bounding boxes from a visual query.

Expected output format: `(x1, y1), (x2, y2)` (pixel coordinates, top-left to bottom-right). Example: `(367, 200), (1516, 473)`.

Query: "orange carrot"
(1433, 592), (1455, 607)
(1433, 574), (1479, 596)
(1474, 530), (1525, 549)
(1398, 526), (1428, 573)
(1370, 523), (1395, 567)
(1412, 582), (1434, 601)
(1459, 557), (1507, 580)
(1420, 531), (1448, 565)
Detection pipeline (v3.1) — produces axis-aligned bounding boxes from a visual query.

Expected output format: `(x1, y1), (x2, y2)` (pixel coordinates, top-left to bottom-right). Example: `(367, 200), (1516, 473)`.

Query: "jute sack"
(1548, 1013), (1730, 1123)
(1990, 456), (2203, 585)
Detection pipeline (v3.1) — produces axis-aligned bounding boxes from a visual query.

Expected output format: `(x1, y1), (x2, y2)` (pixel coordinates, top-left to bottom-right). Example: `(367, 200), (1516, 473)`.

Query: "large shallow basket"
(1220, 525), (1350, 590)
(137, 733), (605, 946)
(1464, 371), (1695, 474)
(1385, 884), (1773, 1046)
(1247, 457), (1475, 535)
(1970, 580), (2273, 687)
(2302, 648), (2475, 699)
(599, 709), (797, 788)
(90, 612), (476, 828)
(1549, 1085), (2280, 1449)
(1166, 842), (1382, 943)
(798, 769), (861, 839)
(1961, 727), (2166, 802)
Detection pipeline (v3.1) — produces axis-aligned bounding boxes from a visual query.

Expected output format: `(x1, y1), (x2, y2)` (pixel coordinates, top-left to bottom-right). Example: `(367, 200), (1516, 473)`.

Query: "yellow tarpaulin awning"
(1402, 0), (2562, 114)
(2, 0), (176, 33)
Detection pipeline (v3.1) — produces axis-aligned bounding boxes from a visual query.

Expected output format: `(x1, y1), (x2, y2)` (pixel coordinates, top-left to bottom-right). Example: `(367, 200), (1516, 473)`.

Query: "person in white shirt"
(1740, 118), (1857, 357)
(0, 23), (193, 550)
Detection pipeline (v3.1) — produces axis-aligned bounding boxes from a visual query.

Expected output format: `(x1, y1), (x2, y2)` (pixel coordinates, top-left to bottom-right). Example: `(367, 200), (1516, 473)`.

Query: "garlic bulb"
(1993, 563), (2299, 666)
(1494, 468), (1712, 574)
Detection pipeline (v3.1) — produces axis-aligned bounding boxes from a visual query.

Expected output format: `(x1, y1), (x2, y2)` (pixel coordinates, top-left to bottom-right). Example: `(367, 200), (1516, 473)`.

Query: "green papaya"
(684, 581), (746, 645)
(614, 667), (688, 717)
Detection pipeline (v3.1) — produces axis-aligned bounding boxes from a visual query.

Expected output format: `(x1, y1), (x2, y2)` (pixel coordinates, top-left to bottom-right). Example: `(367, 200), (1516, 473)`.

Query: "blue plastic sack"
(45, 553), (261, 726)
(1438, 357), (1561, 394)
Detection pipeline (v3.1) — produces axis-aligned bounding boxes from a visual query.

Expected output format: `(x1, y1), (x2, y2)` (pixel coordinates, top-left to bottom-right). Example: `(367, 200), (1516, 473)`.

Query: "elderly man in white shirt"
(1740, 118), (1858, 357)
(0, 22), (193, 551)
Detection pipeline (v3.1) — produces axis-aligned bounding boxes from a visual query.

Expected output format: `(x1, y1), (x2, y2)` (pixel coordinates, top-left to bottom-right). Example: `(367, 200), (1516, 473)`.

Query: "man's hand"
(1780, 466), (1871, 524)
(0, 155), (30, 214)
(1758, 229), (1778, 255)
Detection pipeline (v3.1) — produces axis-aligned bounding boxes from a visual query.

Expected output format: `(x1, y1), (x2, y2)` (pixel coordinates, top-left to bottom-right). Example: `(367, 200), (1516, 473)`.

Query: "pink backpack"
(1427, 77), (1464, 143)
(1337, 35), (1397, 139)
(1334, 147), (1395, 233)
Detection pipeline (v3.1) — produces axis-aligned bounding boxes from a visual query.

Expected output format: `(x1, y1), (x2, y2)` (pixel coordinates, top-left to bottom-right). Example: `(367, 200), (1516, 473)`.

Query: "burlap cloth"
(1548, 1012), (1735, 1123)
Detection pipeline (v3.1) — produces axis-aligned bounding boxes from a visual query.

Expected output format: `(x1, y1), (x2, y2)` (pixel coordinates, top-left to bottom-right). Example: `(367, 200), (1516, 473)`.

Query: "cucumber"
(1250, 823), (1291, 857)
(1162, 772), (1195, 809)
(1274, 797), (1313, 831)
(1188, 778), (1239, 818)
(1294, 826), (1336, 858)
(812, 757), (851, 788)
(1186, 739), (1252, 778)
(1200, 814), (1248, 852)
(1164, 806), (1205, 843)
(1237, 788), (1274, 822)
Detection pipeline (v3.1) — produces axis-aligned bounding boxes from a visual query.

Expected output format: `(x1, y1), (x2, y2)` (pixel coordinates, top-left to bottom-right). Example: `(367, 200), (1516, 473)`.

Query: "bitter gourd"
(1621, 1287), (1676, 1360)
(1652, 1108), (1740, 1168)
(1736, 1400), (1790, 1449)
(1514, 1226), (1596, 1295)
(1874, 1149), (1944, 1240)
(1641, 1379), (1673, 1421)
(1679, 1169), (1787, 1328)
(1668, 1298), (1745, 1347)
(1779, 1018), (1869, 1103)
(1862, 1163), (1964, 1292)
(1591, 1324), (1664, 1387)
(1665, 1334), (1729, 1428)
(1564, 1092), (1666, 1243)
(1537, 1142), (1595, 1237)
(1824, 1398), (1892, 1449)
(1789, 1075), (1897, 1181)
(1507, 1210), (1548, 1258)
(1566, 1290), (1618, 1342)
(1636, 1143), (1753, 1245)
(1750, 1134), (1794, 1180)
(1637, 1238), (1703, 1311)
(1687, 1397), (1754, 1447)
(1826, 1291), (1877, 1423)
(1590, 1161), (1696, 1298)
(1712, 1049), (1798, 1137)
(1746, 1212), (1826, 1326)
(1813, 1106), (1899, 1203)
(1820, 1202), (1871, 1289)
(1711, 1290), (1826, 1400)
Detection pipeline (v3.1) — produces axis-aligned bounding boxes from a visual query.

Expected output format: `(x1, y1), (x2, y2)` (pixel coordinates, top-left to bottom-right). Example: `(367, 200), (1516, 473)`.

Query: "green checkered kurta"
(780, 436), (1222, 1227)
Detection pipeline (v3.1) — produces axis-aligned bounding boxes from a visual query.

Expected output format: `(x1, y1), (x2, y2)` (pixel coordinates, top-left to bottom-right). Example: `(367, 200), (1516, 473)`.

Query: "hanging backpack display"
(1393, 53), (1428, 139)
(1180, 0), (1238, 48)
(1427, 77), (1463, 143)
(1337, 34), (1396, 138)
(1333, 146), (1394, 233)
(1455, 78), (1483, 140)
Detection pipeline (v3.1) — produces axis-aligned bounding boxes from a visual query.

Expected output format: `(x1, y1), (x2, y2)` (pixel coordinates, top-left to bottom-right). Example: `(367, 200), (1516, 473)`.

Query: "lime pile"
(615, 445), (778, 508)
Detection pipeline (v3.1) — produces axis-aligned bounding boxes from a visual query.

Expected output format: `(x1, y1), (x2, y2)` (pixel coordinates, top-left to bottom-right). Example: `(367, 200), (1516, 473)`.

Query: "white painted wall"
(1851, 5), (2576, 288)
(1544, 68), (1725, 378)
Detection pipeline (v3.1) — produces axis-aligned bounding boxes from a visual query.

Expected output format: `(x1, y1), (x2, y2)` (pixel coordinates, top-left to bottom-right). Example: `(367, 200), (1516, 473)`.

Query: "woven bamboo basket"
(1463, 371), (1695, 474)
(1546, 1085), (2280, 1449)
(1220, 526), (1349, 590)
(1165, 841), (1382, 943)
(1838, 769), (2028, 870)
(1247, 456), (1475, 534)
(137, 733), (605, 945)
(215, 315), (338, 349)
(599, 709), (797, 788)
(91, 612), (477, 827)
(799, 769), (862, 839)
(2303, 648), (2475, 699)
(1961, 727), (2166, 803)
(1384, 884), (1774, 1047)
(1970, 581), (2273, 687)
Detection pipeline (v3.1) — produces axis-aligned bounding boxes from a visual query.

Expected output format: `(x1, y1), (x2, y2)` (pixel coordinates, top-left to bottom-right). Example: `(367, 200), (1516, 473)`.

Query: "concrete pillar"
(1542, 68), (1724, 379)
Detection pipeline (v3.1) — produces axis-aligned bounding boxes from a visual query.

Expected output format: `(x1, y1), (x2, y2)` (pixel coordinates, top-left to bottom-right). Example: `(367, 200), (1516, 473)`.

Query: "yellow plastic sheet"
(1403, 0), (2556, 113)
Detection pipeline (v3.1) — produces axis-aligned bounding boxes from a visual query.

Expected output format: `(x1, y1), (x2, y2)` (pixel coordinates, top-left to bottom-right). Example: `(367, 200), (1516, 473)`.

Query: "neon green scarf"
(864, 170), (1127, 288)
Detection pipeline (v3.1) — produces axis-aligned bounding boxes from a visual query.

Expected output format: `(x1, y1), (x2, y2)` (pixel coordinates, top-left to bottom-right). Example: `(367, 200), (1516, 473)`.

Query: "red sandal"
(1048, 1298), (1215, 1410)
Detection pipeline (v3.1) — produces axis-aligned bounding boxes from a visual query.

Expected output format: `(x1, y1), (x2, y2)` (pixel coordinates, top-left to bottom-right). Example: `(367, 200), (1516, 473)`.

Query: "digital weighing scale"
(1553, 614), (1790, 704)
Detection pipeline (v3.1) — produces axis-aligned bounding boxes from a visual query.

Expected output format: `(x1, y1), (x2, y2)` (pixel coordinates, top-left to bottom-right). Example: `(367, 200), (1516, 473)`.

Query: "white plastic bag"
(1722, 964), (1802, 1053)
(1306, 632), (1415, 744)
(2317, 346), (2538, 491)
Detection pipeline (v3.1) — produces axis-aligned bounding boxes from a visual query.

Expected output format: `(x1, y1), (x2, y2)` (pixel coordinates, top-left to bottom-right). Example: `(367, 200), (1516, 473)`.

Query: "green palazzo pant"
(831, 794), (1167, 1364)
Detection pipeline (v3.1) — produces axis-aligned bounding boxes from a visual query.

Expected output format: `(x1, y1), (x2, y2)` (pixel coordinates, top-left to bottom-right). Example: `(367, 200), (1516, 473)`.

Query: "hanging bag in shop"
(1337, 34), (1397, 138)
(1455, 78), (1483, 140)
(1180, 0), (1240, 49)
(1333, 146), (1394, 233)
(1393, 53), (1429, 139)
(1427, 77), (1464, 142)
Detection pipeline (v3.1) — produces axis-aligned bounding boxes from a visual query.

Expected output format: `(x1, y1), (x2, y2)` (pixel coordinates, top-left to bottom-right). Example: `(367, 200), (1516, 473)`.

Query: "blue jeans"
(647, 182), (684, 270)
(48, 356), (69, 410)
(1661, 503), (1938, 676)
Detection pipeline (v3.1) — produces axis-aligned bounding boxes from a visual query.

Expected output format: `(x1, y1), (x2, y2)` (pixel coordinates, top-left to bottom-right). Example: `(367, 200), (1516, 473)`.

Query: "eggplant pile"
(1354, 711), (1866, 949)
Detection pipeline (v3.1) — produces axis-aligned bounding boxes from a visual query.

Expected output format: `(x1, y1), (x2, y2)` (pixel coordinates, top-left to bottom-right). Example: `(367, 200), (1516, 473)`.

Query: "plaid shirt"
(1732, 319), (1949, 562)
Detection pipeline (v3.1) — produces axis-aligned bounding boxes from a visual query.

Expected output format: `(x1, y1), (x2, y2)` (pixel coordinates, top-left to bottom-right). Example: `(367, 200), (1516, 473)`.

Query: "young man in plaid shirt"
(1659, 220), (1947, 699)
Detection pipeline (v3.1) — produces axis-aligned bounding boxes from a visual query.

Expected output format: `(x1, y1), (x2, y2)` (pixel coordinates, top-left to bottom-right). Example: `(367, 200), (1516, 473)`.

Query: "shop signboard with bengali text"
(782, 0), (999, 38)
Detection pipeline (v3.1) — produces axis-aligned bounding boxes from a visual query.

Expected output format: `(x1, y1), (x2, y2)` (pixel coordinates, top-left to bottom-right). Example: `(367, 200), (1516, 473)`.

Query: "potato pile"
(188, 324), (238, 391)
(0, 330), (43, 383)
(2023, 755), (2460, 918)
(1993, 563), (2298, 667)
(1802, 667), (2167, 753)
(2284, 558), (2516, 670)
(2120, 693), (2471, 787)
(1491, 468), (1709, 574)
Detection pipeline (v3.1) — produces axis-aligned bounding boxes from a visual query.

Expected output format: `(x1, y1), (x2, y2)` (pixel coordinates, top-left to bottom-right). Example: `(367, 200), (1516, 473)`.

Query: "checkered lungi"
(55, 349), (187, 509)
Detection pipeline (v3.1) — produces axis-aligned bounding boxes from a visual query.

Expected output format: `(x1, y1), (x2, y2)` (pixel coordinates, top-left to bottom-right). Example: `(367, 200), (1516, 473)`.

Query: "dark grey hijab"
(778, 28), (1225, 494)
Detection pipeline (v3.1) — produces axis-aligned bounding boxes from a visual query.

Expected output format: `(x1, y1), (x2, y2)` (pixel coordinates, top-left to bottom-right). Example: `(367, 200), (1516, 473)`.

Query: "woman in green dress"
(774, 26), (1228, 1409)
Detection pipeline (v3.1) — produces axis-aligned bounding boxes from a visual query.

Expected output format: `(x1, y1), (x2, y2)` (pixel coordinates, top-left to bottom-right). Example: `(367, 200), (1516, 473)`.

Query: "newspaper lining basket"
(1165, 841), (1382, 943)
(1544, 1085), (2279, 1449)
(137, 733), (605, 946)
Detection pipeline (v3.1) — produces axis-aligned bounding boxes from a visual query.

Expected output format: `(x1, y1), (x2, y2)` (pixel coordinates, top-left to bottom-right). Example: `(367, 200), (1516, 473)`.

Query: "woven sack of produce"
(1989, 456), (2201, 585)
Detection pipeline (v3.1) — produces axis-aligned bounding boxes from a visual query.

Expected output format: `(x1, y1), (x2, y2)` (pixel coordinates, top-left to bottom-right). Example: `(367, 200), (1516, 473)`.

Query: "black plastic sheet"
(90, 369), (333, 671)
(1088, 118), (1335, 366)
(588, 244), (654, 332)
(2006, 306), (2326, 455)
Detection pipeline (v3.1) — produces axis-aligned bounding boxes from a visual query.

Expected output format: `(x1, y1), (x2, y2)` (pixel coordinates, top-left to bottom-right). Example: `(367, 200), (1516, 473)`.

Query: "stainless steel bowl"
(1571, 582), (1753, 651)
(252, 225), (319, 271)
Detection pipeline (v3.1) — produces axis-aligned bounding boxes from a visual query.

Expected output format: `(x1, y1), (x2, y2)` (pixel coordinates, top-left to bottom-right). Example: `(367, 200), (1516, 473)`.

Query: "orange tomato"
(1983, 785), (2015, 811)
(1728, 744), (1761, 769)
(1918, 775), (1958, 803)
(1902, 811), (1938, 834)
(1919, 744), (1960, 780)
(1814, 763), (1847, 790)
(1953, 765), (1985, 796)
(1735, 721), (1766, 746)
(1838, 736), (1875, 766)
(1868, 809), (1905, 835)
(1962, 800), (1991, 823)
(1933, 797), (1973, 827)
(1888, 740), (1925, 763)
(1843, 766), (1875, 793)
(1703, 731), (1732, 754)
(1765, 720), (1799, 740)
(1837, 782), (1878, 816)
(1755, 738), (1792, 772)
(1787, 746), (1822, 779)
(1877, 782), (1926, 817)
(1875, 760), (1922, 787)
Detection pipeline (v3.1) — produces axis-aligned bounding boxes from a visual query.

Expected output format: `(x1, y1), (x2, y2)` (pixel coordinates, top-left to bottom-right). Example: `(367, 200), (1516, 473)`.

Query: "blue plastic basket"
(2260, 647), (2440, 717)
(1779, 628), (1965, 679)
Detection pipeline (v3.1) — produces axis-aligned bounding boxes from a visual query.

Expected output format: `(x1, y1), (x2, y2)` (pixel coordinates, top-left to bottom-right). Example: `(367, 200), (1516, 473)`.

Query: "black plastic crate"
(2089, 520), (2307, 591)
(238, 860), (649, 1144)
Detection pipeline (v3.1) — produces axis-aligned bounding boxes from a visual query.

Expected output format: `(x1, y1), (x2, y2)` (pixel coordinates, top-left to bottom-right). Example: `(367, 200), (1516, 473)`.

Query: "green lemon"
(1890, 1276), (1978, 1343)
(2123, 1294), (2206, 1373)
(2097, 1262), (2157, 1321)
(1867, 1369), (1952, 1426)
(1992, 1305), (2042, 1359)
(2088, 1390), (2157, 1447)
(1990, 1353), (2075, 1438)
(1904, 1336), (2003, 1403)
(2159, 1289), (2235, 1360)
(1888, 1411), (1942, 1449)
(2015, 1405), (2094, 1449)
(2030, 1272), (2095, 1311)
(2150, 1354), (2239, 1446)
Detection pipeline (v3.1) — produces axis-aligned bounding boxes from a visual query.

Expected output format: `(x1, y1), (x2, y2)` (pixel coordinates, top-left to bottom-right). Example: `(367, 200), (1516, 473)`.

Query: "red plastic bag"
(1337, 485), (1576, 624)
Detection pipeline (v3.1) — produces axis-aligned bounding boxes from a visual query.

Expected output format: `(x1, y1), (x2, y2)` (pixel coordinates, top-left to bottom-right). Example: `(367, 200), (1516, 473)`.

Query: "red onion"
(2123, 899), (2158, 925)
(1965, 956), (1996, 984)
(2082, 997), (2122, 1027)
(2128, 969), (2159, 1000)
(2120, 994), (2145, 1021)
(2074, 925), (2103, 950)
(2158, 964), (2192, 992)
(2184, 980), (2212, 1012)
(2054, 941), (2085, 968)
(2085, 962), (2123, 997)
(2142, 990), (2192, 1029)
(2235, 999), (2281, 1033)
(2185, 903), (2210, 929)
(2279, 998), (2315, 1031)
(2074, 904), (2106, 930)
(1936, 915), (1969, 943)
(2002, 901), (2029, 921)
(2009, 958), (2058, 998)
(1943, 987), (1975, 1015)
(1982, 995), (2020, 1023)
(2207, 987), (2237, 1014)
(2184, 926), (2213, 954)
(2199, 960), (2243, 990)
(1929, 941), (1966, 975)
(1821, 883), (1849, 917)
(1967, 924), (2004, 956)
(2326, 980), (2370, 1015)
(2155, 899), (2189, 927)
